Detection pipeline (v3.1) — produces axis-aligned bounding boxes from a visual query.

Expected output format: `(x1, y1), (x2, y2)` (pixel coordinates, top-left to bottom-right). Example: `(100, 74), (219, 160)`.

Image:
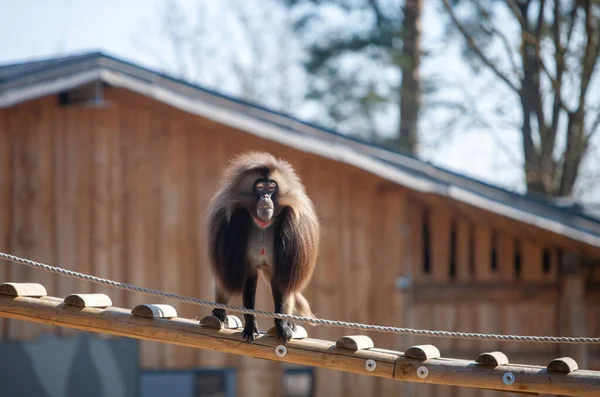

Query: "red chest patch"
(259, 247), (266, 256)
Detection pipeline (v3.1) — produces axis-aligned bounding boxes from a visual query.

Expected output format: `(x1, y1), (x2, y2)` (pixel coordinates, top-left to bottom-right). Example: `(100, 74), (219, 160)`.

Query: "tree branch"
(533, 0), (548, 147)
(549, 0), (565, 151)
(578, 0), (598, 110)
(590, 109), (600, 139)
(441, 0), (520, 93)
(478, 20), (522, 78)
(505, 0), (526, 30)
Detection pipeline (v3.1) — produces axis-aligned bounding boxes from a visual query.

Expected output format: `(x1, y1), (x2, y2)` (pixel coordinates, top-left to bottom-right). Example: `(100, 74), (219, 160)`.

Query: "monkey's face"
(254, 178), (276, 227)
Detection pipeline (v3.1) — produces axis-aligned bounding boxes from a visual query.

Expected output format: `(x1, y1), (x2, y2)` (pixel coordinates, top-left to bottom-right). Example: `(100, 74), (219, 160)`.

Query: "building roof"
(1, 51), (600, 250)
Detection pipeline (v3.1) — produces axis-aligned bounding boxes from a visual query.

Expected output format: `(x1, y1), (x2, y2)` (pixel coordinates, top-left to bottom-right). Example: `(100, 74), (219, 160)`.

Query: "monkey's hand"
(275, 319), (293, 344)
(242, 316), (259, 343)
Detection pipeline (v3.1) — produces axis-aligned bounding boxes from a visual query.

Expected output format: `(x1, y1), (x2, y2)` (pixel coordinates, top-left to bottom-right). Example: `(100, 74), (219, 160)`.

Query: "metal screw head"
(364, 359), (377, 372)
(503, 372), (515, 385)
(275, 345), (287, 357)
(417, 366), (429, 379)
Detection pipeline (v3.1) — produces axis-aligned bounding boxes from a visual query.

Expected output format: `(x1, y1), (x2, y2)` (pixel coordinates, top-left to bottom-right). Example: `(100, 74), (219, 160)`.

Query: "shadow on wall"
(0, 332), (138, 397)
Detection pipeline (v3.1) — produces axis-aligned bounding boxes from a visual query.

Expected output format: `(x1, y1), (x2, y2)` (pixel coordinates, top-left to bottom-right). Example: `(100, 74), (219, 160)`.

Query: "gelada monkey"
(206, 151), (320, 344)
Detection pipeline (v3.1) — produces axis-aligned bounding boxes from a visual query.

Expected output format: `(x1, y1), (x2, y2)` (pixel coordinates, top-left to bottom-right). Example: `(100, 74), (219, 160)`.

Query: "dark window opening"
(542, 248), (552, 274)
(449, 219), (457, 279)
(514, 240), (522, 279)
(422, 209), (431, 274)
(490, 232), (498, 272)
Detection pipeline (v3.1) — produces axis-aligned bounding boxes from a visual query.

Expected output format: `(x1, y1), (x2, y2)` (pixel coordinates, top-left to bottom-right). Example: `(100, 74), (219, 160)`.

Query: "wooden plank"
(454, 218), (479, 397)
(521, 241), (542, 282)
(407, 201), (436, 397)
(8, 105), (55, 340)
(7, 108), (29, 340)
(1, 295), (599, 397)
(0, 109), (10, 339)
(74, 110), (92, 297)
(90, 109), (116, 300)
(431, 208), (452, 282)
(430, 207), (456, 396)
(53, 108), (78, 337)
(303, 159), (343, 397)
(159, 119), (194, 369)
(522, 241), (557, 359)
(107, 108), (124, 308)
(189, 123), (230, 368)
(410, 282), (558, 303)
(64, 293), (112, 308)
(121, 109), (161, 367)
(344, 172), (375, 397)
(473, 225), (500, 372)
(372, 188), (407, 396)
(0, 282), (48, 297)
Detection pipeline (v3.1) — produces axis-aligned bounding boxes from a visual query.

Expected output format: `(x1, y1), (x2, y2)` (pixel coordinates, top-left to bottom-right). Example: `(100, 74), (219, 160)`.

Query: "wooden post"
(559, 252), (589, 369)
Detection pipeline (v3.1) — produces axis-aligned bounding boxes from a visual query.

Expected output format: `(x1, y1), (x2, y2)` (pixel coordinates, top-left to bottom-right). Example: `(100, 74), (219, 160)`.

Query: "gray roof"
(2, 51), (600, 250)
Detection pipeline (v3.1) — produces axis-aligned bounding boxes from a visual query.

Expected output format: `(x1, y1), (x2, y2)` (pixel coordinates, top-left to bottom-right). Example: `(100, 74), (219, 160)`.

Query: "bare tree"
(441, 0), (600, 197)
(279, 0), (424, 154)
(133, 0), (303, 114)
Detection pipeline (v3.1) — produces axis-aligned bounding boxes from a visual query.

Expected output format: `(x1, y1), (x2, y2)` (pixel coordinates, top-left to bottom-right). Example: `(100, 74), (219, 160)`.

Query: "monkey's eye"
(256, 181), (277, 192)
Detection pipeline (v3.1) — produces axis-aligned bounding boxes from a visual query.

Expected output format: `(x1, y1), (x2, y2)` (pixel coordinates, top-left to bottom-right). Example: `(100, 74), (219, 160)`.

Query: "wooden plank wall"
(0, 90), (598, 397)
(403, 199), (591, 397)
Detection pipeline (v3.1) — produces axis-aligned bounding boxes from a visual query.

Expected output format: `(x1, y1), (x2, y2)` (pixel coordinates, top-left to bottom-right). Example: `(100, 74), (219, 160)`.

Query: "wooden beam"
(406, 282), (558, 304)
(0, 293), (598, 396)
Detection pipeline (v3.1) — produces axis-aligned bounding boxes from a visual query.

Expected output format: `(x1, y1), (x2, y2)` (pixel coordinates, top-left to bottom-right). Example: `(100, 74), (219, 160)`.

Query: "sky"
(0, 0), (598, 202)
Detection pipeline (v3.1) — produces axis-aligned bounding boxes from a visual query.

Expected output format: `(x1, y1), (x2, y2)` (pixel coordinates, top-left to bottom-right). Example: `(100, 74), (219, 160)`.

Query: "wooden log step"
(475, 351), (509, 367)
(267, 325), (308, 340)
(200, 315), (243, 329)
(132, 304), (178, 319)
(547, 357), (578, 373)
(64, 293), (112, 308)
(0, 282), (47, 297)
(404, 345), (441, 360)
(335, 335), (374, 351)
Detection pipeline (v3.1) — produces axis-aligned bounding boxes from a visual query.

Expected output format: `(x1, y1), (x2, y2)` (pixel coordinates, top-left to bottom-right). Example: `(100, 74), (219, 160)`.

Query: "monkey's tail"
(294, 292), (317, 326)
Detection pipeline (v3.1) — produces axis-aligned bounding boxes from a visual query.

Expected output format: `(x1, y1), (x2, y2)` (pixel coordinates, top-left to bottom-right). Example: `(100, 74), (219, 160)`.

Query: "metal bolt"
(275, 345), (287, 357)
(503, 372), (515, 385)
(364, 359), (377, 372)
(417, 366), (429, 379)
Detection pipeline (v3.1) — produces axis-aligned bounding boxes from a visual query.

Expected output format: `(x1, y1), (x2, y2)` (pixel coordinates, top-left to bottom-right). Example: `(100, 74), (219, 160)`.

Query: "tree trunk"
(559, 111), (588, 196)
(398, 0), (422, 155)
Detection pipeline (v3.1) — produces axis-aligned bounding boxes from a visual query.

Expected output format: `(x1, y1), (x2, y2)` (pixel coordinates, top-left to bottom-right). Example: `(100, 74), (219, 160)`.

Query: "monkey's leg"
(271, 283), (295, 344)
(242, 272), (259, 343)
(212, 286), (231, 326)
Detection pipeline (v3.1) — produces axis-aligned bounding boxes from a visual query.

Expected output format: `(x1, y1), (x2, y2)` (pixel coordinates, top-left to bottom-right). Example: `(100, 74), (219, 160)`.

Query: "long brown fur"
(206, 151), (320, 339)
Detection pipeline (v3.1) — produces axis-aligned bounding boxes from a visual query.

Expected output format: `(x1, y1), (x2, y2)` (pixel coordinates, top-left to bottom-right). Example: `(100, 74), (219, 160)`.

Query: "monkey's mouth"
(254, 207), (274, 228)
(252, 216), (273, 228)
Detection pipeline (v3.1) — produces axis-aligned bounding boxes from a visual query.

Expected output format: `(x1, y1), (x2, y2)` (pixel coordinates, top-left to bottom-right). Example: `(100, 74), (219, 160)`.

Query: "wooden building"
(0, 52), (599, 397)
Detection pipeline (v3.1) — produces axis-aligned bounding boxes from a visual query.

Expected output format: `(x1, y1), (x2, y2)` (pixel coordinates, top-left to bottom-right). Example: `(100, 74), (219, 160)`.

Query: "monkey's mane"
(209, 151), (315, 222)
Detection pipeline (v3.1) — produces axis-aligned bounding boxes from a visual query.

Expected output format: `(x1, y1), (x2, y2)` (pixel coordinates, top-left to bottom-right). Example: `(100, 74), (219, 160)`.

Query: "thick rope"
(1, 251), (599, 344)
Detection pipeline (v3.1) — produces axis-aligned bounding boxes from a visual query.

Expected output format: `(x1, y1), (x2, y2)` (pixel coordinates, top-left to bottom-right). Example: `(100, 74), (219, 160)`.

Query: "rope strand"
(1, 251), (598, 344)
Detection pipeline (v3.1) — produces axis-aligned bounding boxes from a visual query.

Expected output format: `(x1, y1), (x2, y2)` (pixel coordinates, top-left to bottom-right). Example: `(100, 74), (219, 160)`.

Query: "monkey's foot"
(288, 321), (297, 332)
(242, 321), (259, 343)
(212, 309), (228, 327)
(275, 320), (293, 345)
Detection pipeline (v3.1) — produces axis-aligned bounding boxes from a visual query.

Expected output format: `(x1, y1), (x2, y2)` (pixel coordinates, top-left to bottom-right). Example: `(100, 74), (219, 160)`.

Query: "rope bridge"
(1, 251), (599, 344)
(0, 251), (600, 396)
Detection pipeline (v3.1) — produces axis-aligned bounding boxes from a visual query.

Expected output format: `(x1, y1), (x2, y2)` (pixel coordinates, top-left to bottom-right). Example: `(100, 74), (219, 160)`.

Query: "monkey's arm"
(208, 207), (251, 293)
(273, 206), (319, 293)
